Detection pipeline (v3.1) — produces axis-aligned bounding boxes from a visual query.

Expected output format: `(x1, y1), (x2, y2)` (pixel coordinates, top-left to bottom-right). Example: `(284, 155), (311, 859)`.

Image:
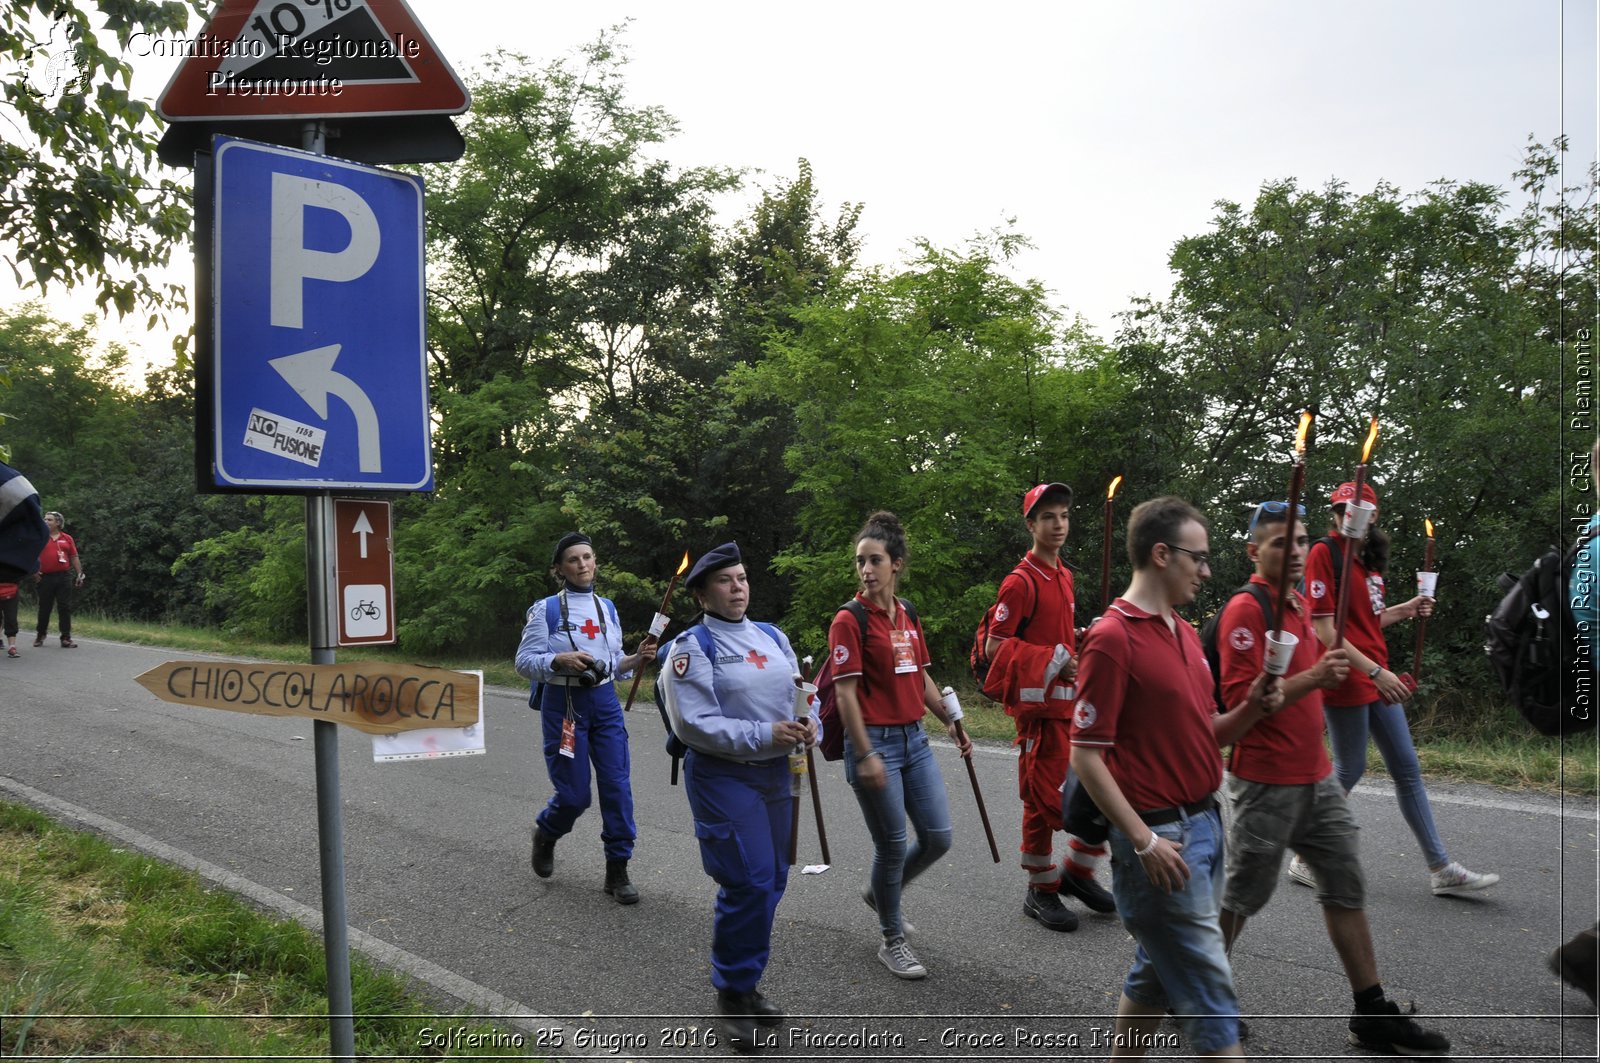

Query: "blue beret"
(686, 542), (742, 589)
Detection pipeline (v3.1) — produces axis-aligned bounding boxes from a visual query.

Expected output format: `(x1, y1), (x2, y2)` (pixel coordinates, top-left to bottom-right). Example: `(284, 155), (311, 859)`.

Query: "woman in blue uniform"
(515, 533), (657, 903)
(660, 542), (816, 1053)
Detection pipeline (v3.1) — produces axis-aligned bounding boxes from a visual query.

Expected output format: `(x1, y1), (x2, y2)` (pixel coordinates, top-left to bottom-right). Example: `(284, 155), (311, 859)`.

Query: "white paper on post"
(649, 611), (670, 637)
(372, 670), (486, 762)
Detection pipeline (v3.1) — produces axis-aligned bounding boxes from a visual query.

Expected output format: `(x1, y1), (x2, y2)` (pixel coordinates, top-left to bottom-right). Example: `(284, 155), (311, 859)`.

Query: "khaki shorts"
(1222, 773), (1365, 916)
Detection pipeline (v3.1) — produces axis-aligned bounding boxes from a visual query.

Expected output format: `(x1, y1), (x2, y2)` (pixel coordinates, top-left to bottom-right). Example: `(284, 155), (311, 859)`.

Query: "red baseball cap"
(1330, 481), (1379, 507)
(1023, 482), (1073, 519)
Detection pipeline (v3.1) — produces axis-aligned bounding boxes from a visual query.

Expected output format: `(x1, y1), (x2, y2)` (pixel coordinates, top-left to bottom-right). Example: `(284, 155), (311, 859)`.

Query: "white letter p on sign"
(270, 173), (381, 330)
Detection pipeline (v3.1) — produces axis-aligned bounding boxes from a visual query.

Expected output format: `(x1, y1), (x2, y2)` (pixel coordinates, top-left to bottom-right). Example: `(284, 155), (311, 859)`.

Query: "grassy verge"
(75, 614), (1597, 794)
(0, 801), (535, 1060)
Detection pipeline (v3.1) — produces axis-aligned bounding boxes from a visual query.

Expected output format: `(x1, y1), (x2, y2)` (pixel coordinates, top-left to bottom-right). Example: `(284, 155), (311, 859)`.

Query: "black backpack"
(1485, 527), (1600, 736)
(1200, 582), (1277, 713)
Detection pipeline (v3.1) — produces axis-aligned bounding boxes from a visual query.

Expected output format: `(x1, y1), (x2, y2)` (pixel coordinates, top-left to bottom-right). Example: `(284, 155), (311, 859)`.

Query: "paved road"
(1, 637), (1595, 1060)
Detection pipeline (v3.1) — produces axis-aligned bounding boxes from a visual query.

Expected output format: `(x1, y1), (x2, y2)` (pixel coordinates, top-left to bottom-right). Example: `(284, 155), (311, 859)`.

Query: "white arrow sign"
(269, 344), (382, 472)
(351, 509), (374, 559)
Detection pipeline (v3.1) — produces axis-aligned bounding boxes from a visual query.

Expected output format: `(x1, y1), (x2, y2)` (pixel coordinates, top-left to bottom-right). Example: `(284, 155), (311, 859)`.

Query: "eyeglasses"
(1163, 544), (1211, 568)
(1248, 500), (1306, 533)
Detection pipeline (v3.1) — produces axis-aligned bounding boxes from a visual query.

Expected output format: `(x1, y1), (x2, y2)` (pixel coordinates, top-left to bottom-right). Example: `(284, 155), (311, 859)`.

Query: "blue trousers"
(535, 683), (636, 860)
(684, 751), (792, 993)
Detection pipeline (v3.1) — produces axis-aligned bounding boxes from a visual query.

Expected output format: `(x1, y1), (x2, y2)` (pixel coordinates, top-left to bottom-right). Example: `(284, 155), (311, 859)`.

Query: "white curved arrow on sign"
(269, 344), (382, 472)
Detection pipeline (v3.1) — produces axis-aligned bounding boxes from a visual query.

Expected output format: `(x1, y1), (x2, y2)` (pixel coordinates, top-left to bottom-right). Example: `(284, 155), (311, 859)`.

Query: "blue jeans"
(1109, 807), (1239, 1055)
(844, 723), (953, 940)
(1324, 700), (1448, 870)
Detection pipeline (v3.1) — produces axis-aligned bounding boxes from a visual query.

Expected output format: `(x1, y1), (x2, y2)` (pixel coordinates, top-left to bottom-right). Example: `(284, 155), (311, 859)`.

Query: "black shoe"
(530, 826), (555, 878)
(718, 987), (783, 1028)
(1551, 929), (1599, 1004)
(1022, 887), (1078, 931)
(1348, 999), (1450, 1056)
(1060, 871), (1117, 913)
(716, 991), (763, 1054)
(604, 858), (639, 904)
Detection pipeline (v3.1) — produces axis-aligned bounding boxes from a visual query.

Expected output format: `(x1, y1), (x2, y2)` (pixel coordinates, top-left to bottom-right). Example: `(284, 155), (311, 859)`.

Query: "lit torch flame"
(1107, 475), (1123, 501)
(1294, 411), (1312, 459)
(1360, 417), (1379, 463)
(675, 550), (690, 576)
(1424, 518), (1434, 538)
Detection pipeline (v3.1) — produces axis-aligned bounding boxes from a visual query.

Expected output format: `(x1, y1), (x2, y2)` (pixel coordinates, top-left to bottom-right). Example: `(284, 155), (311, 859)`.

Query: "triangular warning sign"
(158, 0), (469, 121)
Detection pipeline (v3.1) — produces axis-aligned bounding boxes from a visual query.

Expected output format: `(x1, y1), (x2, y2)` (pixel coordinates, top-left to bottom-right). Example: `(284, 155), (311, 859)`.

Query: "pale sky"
(5, 0), (1596, 367)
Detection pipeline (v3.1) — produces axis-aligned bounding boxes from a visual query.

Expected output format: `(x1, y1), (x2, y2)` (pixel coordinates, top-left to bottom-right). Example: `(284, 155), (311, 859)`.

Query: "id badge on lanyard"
(891, 628), (918, 674)
(559, 687), (578, 758)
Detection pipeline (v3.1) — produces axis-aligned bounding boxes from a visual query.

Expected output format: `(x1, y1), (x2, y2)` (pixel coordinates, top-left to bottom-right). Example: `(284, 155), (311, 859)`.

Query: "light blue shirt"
(514, 588), (629, 684)
(663, 615), (814, 760)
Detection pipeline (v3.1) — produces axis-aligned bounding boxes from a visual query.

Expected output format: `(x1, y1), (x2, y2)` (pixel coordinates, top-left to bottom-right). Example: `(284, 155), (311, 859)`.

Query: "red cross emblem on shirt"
(580, 618), (601, 640)
(745, 649), (768, 669)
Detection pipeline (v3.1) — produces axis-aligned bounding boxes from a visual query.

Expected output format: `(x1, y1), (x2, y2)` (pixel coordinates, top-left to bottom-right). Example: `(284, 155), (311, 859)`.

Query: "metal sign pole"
(304, 118), (356, 1063)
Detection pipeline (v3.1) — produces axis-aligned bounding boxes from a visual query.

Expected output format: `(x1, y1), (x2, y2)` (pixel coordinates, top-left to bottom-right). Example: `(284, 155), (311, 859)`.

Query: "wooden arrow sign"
(135, 661), (480, 735)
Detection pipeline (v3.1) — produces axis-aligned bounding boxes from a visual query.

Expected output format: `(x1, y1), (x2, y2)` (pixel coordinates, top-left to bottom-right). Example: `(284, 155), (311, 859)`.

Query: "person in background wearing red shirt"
(983, 482), (1115, 931)
(1217, 501), (1449, 1056)
(830, 511), (973, 981)
(1071, 496), (1279, 1058)
(1297, 482), (1497, 897)
(34, 510), (84, 648)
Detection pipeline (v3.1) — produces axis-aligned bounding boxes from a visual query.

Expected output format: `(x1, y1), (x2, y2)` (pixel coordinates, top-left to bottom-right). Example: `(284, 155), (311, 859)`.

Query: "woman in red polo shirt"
(1297, 482), (1497, 897)
(829, 511), (972, 981)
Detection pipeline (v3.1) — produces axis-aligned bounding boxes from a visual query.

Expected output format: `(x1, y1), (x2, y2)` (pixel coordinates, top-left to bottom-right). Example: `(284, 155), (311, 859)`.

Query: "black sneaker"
(1060, 871), (1117, 913)
(1348, 999), (1450, 1056)
(1022, 887), (1079, 932)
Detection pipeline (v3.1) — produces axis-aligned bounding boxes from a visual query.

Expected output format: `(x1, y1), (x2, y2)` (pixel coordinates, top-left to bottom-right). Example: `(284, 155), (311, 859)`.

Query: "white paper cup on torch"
(1339, 500), (1376, 539)
(940, 685), (964, 722)
(1262, 630), (1299, 676)
(793, 682), (818, 716)
(1415, 571), (1438, 599)
(648, 612), (670, 638)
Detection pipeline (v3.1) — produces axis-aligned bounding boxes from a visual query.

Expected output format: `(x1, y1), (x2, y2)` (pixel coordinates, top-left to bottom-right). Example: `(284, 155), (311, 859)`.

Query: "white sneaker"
(1430, 861), (1499, 896)
(1287, 854), (1317, 888)
(877, 936), (927, 979)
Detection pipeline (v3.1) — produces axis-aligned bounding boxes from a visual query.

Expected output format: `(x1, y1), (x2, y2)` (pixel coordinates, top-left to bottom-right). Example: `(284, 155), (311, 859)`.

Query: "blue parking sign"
(212, 136), (432, 490)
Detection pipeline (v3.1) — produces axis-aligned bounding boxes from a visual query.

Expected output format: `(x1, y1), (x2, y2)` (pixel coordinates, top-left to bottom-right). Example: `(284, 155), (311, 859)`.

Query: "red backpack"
(814, 597), (918, 761)
(969, 565), (1038, 699)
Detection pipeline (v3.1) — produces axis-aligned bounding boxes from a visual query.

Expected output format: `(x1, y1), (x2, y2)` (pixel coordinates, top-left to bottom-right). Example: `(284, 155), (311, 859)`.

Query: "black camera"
(576, 657), (611, 687)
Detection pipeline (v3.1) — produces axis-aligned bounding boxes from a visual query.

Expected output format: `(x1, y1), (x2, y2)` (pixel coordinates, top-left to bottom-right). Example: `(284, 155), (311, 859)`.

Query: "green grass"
(0, 801), (538, 1060)
(75, 613), (1597, 794)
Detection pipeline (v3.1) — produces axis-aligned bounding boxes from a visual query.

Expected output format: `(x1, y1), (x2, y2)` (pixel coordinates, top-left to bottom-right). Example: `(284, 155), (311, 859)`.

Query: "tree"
(1, 1), (202, 321)
(736, 234), (1133, 661)
(1115, 139), (1592, 691)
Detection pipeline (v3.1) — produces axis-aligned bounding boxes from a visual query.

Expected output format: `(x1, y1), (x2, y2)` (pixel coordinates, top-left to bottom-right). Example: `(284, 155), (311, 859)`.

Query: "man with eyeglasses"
(1071, 496), (1280, 1058)
(1214, 502), (1449, 1056)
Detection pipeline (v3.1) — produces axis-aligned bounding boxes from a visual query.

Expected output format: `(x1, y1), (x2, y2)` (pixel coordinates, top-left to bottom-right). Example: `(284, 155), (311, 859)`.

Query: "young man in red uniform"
(1216, 502), (1449, 1056)
(1071, 496), (1278, 1058)
(983, 482), (1114, 932)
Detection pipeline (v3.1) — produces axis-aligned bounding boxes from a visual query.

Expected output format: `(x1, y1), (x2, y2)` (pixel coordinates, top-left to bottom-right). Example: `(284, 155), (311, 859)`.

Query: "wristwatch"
(1368, 664), (1383, 680)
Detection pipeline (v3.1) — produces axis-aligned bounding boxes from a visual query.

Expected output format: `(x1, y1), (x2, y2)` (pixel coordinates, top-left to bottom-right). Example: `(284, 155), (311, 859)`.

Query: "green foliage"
(1, 1), (203, 326)
(735, 233), (1136, 661)
(1118, 139), (1594, 694)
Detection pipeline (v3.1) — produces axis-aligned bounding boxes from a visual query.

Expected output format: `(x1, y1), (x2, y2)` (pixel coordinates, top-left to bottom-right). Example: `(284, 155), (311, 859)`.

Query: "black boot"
(716, 989), (775, 1053)
(530, 826), (555, 878)
(604, 858), (639, 904)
